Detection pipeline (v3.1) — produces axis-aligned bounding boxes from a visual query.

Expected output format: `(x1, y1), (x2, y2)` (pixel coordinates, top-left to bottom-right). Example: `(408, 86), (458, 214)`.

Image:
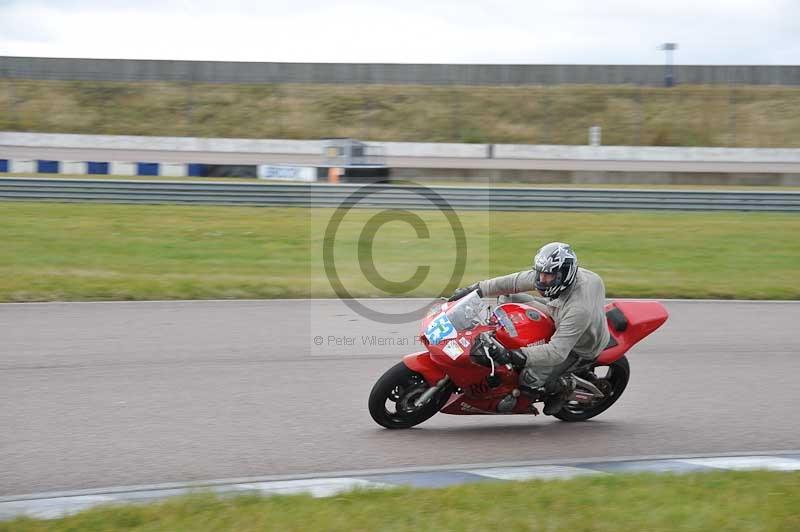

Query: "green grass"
(3, 80), (800, 146)
(3, 471), (799, 531)
(1, 202), (798, 302)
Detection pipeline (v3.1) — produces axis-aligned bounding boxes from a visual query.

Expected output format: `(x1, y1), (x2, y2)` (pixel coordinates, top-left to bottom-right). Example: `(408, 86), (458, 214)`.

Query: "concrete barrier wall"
(2, 56), (800, 85)
(0, 132), (323, 155)
(0, 132), (488, 158)
(375, 141), (488, 158)
(493, 144), (800, 163)
(5, 132), (800, 163)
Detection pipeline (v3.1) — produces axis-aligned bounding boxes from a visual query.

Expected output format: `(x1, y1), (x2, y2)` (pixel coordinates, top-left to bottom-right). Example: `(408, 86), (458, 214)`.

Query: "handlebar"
(477, 331), (505, 375)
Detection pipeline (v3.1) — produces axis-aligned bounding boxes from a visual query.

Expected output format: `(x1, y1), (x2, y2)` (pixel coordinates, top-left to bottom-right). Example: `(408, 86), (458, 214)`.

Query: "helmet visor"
(534, 268), (562, 291)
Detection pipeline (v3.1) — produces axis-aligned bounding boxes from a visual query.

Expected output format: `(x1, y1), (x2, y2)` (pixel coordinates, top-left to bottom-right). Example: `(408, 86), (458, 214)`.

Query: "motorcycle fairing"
(407, 328), (540, 416)
(404, 299), (668, 415)
(403, 351), (447, 385)
(425, 324), (496, 388)
(440, 388), (539, 415)
(597, 300), (668, 364)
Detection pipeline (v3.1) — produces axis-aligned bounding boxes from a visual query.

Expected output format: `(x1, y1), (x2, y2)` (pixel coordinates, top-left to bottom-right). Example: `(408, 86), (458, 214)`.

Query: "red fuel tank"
(493, 303), (555, 350)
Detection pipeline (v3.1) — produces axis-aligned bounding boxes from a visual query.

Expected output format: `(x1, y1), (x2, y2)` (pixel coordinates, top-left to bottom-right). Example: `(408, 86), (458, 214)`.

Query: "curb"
(3, 451), (800, 521)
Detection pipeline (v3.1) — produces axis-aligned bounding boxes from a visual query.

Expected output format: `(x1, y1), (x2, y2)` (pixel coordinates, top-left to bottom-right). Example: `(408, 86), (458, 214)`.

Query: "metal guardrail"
(1, 178), (799, 212)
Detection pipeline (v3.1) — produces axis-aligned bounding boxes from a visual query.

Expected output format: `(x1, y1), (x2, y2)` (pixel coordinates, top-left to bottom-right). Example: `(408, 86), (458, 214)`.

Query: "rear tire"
(553, 356), (630, 422)
(368, 362), (450, 429)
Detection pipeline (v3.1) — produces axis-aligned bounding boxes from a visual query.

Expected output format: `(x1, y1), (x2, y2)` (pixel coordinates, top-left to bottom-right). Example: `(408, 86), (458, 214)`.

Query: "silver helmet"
(532, 242), (578, 299)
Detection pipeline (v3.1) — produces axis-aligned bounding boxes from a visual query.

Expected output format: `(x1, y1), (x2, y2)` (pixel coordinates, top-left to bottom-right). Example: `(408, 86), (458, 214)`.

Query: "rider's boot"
(543, 376), (576, 416)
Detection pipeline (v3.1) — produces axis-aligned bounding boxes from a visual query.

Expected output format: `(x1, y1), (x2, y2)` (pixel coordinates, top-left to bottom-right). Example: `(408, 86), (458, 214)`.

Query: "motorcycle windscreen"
(422, 290), (488, 345)
(443, 290), (489, 331)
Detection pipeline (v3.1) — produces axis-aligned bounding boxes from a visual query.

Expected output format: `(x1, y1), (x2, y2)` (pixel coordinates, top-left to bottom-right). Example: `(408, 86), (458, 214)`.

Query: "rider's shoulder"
(575, 267), (606, 290)
(577, 267), (602, 281)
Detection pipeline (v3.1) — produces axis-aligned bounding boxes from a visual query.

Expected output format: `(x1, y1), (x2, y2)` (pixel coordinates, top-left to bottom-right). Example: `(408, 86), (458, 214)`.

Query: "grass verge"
(3, 471), (799, 531)
(1, 202), (798, 302)
(3, 80), (800, 147)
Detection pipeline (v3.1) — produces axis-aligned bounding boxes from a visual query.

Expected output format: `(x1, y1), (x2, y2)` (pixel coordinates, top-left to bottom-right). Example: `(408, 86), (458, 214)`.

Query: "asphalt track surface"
(1, 299), (799, 497)
(4, 145), (800, 173)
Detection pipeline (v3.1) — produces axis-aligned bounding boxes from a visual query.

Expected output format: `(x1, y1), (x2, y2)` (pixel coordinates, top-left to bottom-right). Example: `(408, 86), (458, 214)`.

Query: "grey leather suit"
(478, 267), (609, 387)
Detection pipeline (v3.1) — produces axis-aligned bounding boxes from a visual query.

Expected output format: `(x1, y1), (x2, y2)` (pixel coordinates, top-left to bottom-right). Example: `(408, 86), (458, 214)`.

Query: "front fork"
(414, 375), (451, 408)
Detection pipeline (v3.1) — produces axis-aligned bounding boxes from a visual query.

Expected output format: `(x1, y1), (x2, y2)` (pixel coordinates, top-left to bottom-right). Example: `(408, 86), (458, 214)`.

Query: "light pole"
(659, 42), (678, 87)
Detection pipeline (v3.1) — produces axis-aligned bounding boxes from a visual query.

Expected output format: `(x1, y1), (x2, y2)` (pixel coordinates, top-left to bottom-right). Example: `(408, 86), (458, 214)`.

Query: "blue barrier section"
(87, 161), (109, 175)
(188, 163), (208, 177)
(37, 160), (59, 173)
(0, 159), (8, 173)
(137, 162), (159, 176)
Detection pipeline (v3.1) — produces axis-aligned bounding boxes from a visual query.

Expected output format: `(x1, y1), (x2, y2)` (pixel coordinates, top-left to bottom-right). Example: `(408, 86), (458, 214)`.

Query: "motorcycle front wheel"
(368, 362), (451, 429)
(554, 356), (630, 422)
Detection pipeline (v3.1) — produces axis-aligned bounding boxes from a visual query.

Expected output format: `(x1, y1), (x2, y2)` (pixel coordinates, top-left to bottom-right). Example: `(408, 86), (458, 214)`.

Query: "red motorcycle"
(369, 291), (668, 428)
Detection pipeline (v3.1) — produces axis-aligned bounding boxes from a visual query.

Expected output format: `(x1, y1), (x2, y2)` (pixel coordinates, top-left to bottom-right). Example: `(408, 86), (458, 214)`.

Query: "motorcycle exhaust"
(570, 390), (597, 403)
(567, 375), (605, 404)
(572, 375), (605, 397)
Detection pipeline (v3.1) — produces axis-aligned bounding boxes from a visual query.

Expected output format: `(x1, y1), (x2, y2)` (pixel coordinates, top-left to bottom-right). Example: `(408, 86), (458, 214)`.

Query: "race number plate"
(425, 313), (457, 344)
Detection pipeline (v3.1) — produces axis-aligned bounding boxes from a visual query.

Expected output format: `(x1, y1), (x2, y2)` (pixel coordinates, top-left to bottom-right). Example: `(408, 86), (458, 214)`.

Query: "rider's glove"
(448, 283), (482, 302)
(470, 334), (528, 371)
(469, 338), (493, 368)
(470, 334), (509, 367)
(508, 349), (527, 370)
(491, 345), (528, 370)
(486, 340), (510, 365)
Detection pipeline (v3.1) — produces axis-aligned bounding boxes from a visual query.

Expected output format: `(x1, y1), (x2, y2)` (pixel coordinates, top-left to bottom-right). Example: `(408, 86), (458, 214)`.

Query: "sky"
(1, 0), (798, 64)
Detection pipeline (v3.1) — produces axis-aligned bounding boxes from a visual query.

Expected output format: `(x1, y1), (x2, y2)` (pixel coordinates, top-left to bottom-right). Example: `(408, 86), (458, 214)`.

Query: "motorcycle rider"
(448, 242), (609, 416)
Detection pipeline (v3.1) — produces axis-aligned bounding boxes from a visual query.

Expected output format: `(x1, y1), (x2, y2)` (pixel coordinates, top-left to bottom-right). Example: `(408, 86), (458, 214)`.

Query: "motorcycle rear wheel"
(553, 356), (630, 422)
(369, 362), (451, 429)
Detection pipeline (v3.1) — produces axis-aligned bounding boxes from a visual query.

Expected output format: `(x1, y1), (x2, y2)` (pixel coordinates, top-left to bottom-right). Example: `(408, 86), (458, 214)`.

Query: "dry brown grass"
(2, 80), (800, 146)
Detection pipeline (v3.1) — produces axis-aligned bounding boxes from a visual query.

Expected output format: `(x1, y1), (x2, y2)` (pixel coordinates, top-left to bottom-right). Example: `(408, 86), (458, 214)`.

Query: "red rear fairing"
(597, 300), (668, 364)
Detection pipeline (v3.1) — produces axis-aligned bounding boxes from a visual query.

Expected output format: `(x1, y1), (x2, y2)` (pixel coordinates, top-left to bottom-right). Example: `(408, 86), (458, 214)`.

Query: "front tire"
(554, 356), (630, 422)
(368, 362), (450, 429)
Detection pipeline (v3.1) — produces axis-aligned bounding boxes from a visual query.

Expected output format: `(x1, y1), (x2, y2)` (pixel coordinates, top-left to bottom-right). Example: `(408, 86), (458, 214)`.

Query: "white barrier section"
(4, 132), (800, 163)
(160, 163), (187, 177)
(492, 144), (800, 163)
(258, 165), (316, 182)
(10, 160), (35, 173)
(4, 132), (800, 167)
(60, 161), (85, 174)
(378, 141), (488, 158)
(0, 132), (323, 156)
(110, 162), (136, 176)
